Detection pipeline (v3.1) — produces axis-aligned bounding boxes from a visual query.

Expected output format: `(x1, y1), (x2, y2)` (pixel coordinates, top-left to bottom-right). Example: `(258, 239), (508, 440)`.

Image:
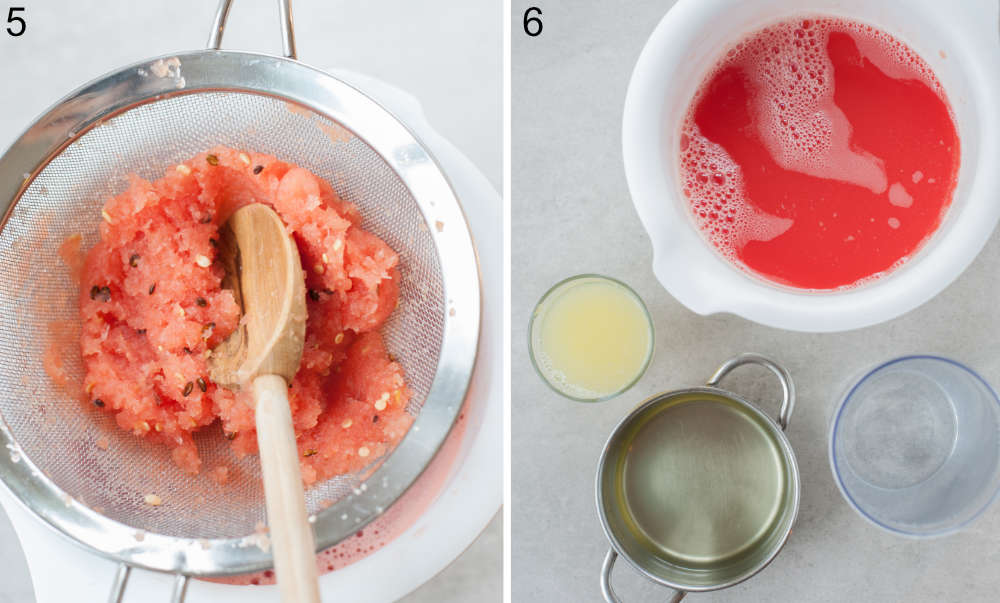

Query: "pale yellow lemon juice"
(529, 275), (654, 401)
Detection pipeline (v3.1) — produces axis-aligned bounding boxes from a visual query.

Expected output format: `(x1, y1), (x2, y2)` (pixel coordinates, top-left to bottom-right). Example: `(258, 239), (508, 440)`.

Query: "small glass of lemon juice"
(529, 274), (654, 402)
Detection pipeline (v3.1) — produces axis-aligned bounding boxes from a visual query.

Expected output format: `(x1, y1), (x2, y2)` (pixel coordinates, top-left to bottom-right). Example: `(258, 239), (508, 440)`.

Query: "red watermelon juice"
(679, 16), (959, 290)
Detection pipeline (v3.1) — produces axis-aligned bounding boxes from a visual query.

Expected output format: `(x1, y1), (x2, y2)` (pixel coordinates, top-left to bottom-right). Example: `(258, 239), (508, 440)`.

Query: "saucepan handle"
(707, 353), (795, 430)
(601, 549), (686, 603)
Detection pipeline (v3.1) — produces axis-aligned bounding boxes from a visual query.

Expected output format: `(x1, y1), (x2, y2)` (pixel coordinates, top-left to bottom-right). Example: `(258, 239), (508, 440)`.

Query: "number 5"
(523, 7), (542, 37)
(7, 7), (26, 37)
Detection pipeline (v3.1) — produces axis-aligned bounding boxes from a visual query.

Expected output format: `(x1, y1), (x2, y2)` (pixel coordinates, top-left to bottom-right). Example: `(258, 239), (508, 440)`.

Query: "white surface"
(622, 0), (1000, 332)
(0, 1), (501, 601)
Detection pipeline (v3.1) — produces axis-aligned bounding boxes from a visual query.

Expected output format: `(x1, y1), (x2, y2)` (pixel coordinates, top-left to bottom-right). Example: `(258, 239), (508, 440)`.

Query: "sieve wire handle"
(107, 564), (130, 603)
(601, 550), (686, 603)
(107, 564), (190, 603)
(208, 0), (297, 59)
(171, 575), (191, 603)
(707, 353), (795, 430)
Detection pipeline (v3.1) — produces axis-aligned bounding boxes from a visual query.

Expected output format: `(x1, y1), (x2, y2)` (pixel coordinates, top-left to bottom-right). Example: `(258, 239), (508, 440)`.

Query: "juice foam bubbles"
(680, 129), (793, 255)
(679, 16), (959, 289)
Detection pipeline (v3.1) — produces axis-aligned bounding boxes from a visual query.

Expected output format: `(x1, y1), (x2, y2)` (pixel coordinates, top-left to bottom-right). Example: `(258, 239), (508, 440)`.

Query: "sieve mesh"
(0, 91), (444, 539)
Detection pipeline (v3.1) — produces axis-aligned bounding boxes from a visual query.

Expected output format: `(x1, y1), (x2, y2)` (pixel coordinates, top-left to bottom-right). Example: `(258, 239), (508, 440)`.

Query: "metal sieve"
(0, 0), (480, 600)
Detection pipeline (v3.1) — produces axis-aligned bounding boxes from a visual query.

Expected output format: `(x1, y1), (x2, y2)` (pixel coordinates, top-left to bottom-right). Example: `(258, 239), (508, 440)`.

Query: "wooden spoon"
(209, 203), (320, 603)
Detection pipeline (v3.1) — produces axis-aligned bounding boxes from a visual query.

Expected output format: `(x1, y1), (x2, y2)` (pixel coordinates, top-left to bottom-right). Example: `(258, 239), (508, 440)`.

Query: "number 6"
(523, 7), (542, 37)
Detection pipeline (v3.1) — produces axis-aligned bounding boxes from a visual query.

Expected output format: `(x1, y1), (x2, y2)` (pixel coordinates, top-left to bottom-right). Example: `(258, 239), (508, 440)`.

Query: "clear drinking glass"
(528, 274), (654, 403)
(830, 356), (1000, 537)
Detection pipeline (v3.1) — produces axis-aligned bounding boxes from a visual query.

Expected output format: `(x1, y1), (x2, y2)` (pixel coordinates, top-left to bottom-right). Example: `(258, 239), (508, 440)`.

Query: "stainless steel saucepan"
(596, 353), (799, 602)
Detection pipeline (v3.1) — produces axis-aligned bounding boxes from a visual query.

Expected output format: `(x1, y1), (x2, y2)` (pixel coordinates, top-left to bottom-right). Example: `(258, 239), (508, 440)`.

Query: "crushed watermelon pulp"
(76, 146), (413, 485)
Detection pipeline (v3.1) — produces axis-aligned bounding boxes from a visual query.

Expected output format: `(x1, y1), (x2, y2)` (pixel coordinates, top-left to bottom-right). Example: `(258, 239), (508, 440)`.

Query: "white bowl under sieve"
(0, 0), (481, 600)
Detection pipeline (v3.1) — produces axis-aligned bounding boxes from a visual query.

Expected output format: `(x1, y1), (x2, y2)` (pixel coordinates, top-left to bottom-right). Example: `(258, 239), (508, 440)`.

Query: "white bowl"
(623, 0), (1000, 332)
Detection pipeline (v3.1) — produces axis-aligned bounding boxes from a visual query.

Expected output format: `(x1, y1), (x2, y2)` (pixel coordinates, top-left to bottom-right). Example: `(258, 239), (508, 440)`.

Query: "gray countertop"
(0, 1), (500, 601)
(512, 1), (1000, 601)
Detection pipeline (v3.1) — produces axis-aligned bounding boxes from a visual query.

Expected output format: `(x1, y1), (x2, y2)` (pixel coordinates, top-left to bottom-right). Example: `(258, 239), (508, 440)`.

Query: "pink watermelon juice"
(679, 17), (960, 290)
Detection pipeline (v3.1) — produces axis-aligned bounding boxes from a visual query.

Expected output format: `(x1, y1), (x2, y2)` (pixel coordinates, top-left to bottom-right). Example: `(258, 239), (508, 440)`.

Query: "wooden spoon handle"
(253, 374), (321, 603)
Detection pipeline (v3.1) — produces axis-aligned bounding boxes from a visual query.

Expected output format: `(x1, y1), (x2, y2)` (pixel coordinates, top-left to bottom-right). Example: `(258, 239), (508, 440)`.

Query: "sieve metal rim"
(0, 47), (481, 577)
